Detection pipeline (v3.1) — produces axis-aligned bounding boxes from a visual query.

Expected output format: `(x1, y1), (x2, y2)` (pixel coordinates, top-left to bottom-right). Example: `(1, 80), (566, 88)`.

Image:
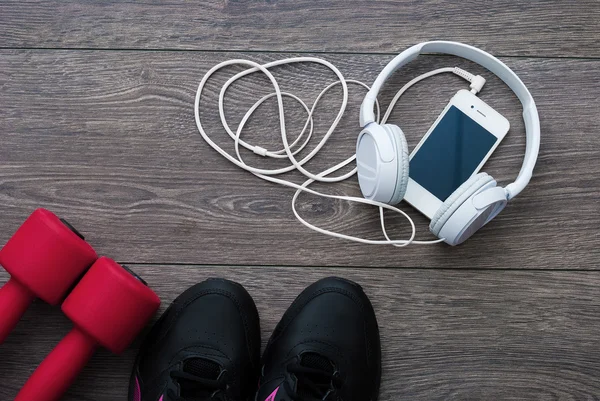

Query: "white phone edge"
(403, 89), (510, 220)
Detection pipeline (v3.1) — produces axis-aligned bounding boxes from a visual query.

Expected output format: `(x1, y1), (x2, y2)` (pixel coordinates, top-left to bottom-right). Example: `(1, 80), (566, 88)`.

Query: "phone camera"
(471, 105), (475, 109)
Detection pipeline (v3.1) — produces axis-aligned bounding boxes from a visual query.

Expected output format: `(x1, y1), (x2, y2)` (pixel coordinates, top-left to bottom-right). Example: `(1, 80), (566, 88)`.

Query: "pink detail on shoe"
(133, 377), (141, 401)
(158, 397), (164, 401)
(265, 387), (279, 401)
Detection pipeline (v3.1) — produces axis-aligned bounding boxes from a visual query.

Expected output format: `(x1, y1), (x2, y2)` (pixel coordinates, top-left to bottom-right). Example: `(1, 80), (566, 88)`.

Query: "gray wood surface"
(1, 1), (599, 58)
(1, 1), (600, 400)
(1, 51), (599, 268)
(2, 266), (600, 400)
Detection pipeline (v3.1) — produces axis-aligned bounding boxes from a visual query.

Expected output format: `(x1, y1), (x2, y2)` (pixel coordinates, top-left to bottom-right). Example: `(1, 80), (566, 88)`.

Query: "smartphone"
(404, 89), (510, 219)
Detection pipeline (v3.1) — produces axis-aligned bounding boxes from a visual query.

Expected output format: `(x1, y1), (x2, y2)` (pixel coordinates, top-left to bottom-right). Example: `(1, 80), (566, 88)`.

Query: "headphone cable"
(194, 57), (482, 246)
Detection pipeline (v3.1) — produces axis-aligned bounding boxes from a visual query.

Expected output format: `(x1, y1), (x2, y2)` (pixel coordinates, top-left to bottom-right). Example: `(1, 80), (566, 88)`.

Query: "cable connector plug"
(451, 67), (486, 95)
(252, 146), (268, 157)
(452, 67), (474, 82)
(469, 75), (486, 94)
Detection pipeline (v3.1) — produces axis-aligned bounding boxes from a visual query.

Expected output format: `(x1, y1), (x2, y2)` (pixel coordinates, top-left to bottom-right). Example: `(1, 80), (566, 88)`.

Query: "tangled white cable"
(194, 57), (479, 246)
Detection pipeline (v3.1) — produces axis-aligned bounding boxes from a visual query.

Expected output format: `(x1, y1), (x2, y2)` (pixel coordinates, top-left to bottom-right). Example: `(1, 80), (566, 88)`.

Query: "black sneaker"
(256, 277), (381, 401)
(129, 279), (261, 401)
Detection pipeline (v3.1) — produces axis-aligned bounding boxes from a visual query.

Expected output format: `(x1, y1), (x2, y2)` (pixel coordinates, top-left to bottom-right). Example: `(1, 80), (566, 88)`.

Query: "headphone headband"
(359, 41), (540, 199)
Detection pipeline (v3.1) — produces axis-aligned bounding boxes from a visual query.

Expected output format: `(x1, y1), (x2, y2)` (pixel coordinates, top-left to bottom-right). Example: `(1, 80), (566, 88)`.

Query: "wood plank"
(0, 1), (599, 58)
(1, 265), (600, 400)
(0, 50), (599, 269)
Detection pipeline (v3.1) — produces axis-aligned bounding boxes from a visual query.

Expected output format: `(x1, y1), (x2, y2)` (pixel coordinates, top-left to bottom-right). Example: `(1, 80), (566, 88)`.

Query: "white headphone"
(356, 41), (540, 245)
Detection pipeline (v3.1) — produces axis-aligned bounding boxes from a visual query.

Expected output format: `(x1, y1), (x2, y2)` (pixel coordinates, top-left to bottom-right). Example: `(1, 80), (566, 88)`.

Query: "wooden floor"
(1, 1), (600, 400)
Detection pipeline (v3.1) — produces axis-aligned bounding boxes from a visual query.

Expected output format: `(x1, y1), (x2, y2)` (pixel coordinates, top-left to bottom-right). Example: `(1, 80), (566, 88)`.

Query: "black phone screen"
(409, 105), (498, 201)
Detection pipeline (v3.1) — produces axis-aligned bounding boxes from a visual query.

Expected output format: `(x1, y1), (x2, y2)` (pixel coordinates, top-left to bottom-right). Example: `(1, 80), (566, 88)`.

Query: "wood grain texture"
(1, 50), (599, 268)
(1, 265), (600, 400)
(1, 1), (599, 400)
(1, 1), (599, 58)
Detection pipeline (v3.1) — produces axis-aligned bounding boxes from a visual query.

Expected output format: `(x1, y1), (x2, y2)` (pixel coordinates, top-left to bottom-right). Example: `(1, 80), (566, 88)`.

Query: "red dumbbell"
(15, 256), (161, 401)
(0, 208), (97, 344)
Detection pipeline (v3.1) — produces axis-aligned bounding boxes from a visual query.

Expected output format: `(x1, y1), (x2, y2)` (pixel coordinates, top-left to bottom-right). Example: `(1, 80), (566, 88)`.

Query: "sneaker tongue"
(183, 358), (221, 380)
(179, 358), (222, 399)
(296, 353), (334, 398)
(301, 353), (334, 374)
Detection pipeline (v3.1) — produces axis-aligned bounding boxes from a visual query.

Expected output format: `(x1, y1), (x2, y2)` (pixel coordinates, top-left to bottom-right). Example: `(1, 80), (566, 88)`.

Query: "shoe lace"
(167, 368), (229, 401)
(283, 355), (342, 401)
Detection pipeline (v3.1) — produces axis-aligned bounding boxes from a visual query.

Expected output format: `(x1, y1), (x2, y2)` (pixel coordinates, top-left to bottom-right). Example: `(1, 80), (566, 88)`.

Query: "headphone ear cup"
(357, 124), (396, 204)
(382, 124), (409, 204)
(356, 123), (409, 205)
(429, 173), (494, 237)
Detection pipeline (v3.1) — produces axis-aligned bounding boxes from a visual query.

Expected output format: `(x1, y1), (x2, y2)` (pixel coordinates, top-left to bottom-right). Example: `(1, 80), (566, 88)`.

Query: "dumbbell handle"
(15, 327), (98, 401)
(0, 278), (35, 344)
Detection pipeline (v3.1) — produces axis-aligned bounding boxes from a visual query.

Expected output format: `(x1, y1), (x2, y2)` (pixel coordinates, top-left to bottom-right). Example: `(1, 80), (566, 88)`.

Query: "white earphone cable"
(194, 58), (479, 246)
